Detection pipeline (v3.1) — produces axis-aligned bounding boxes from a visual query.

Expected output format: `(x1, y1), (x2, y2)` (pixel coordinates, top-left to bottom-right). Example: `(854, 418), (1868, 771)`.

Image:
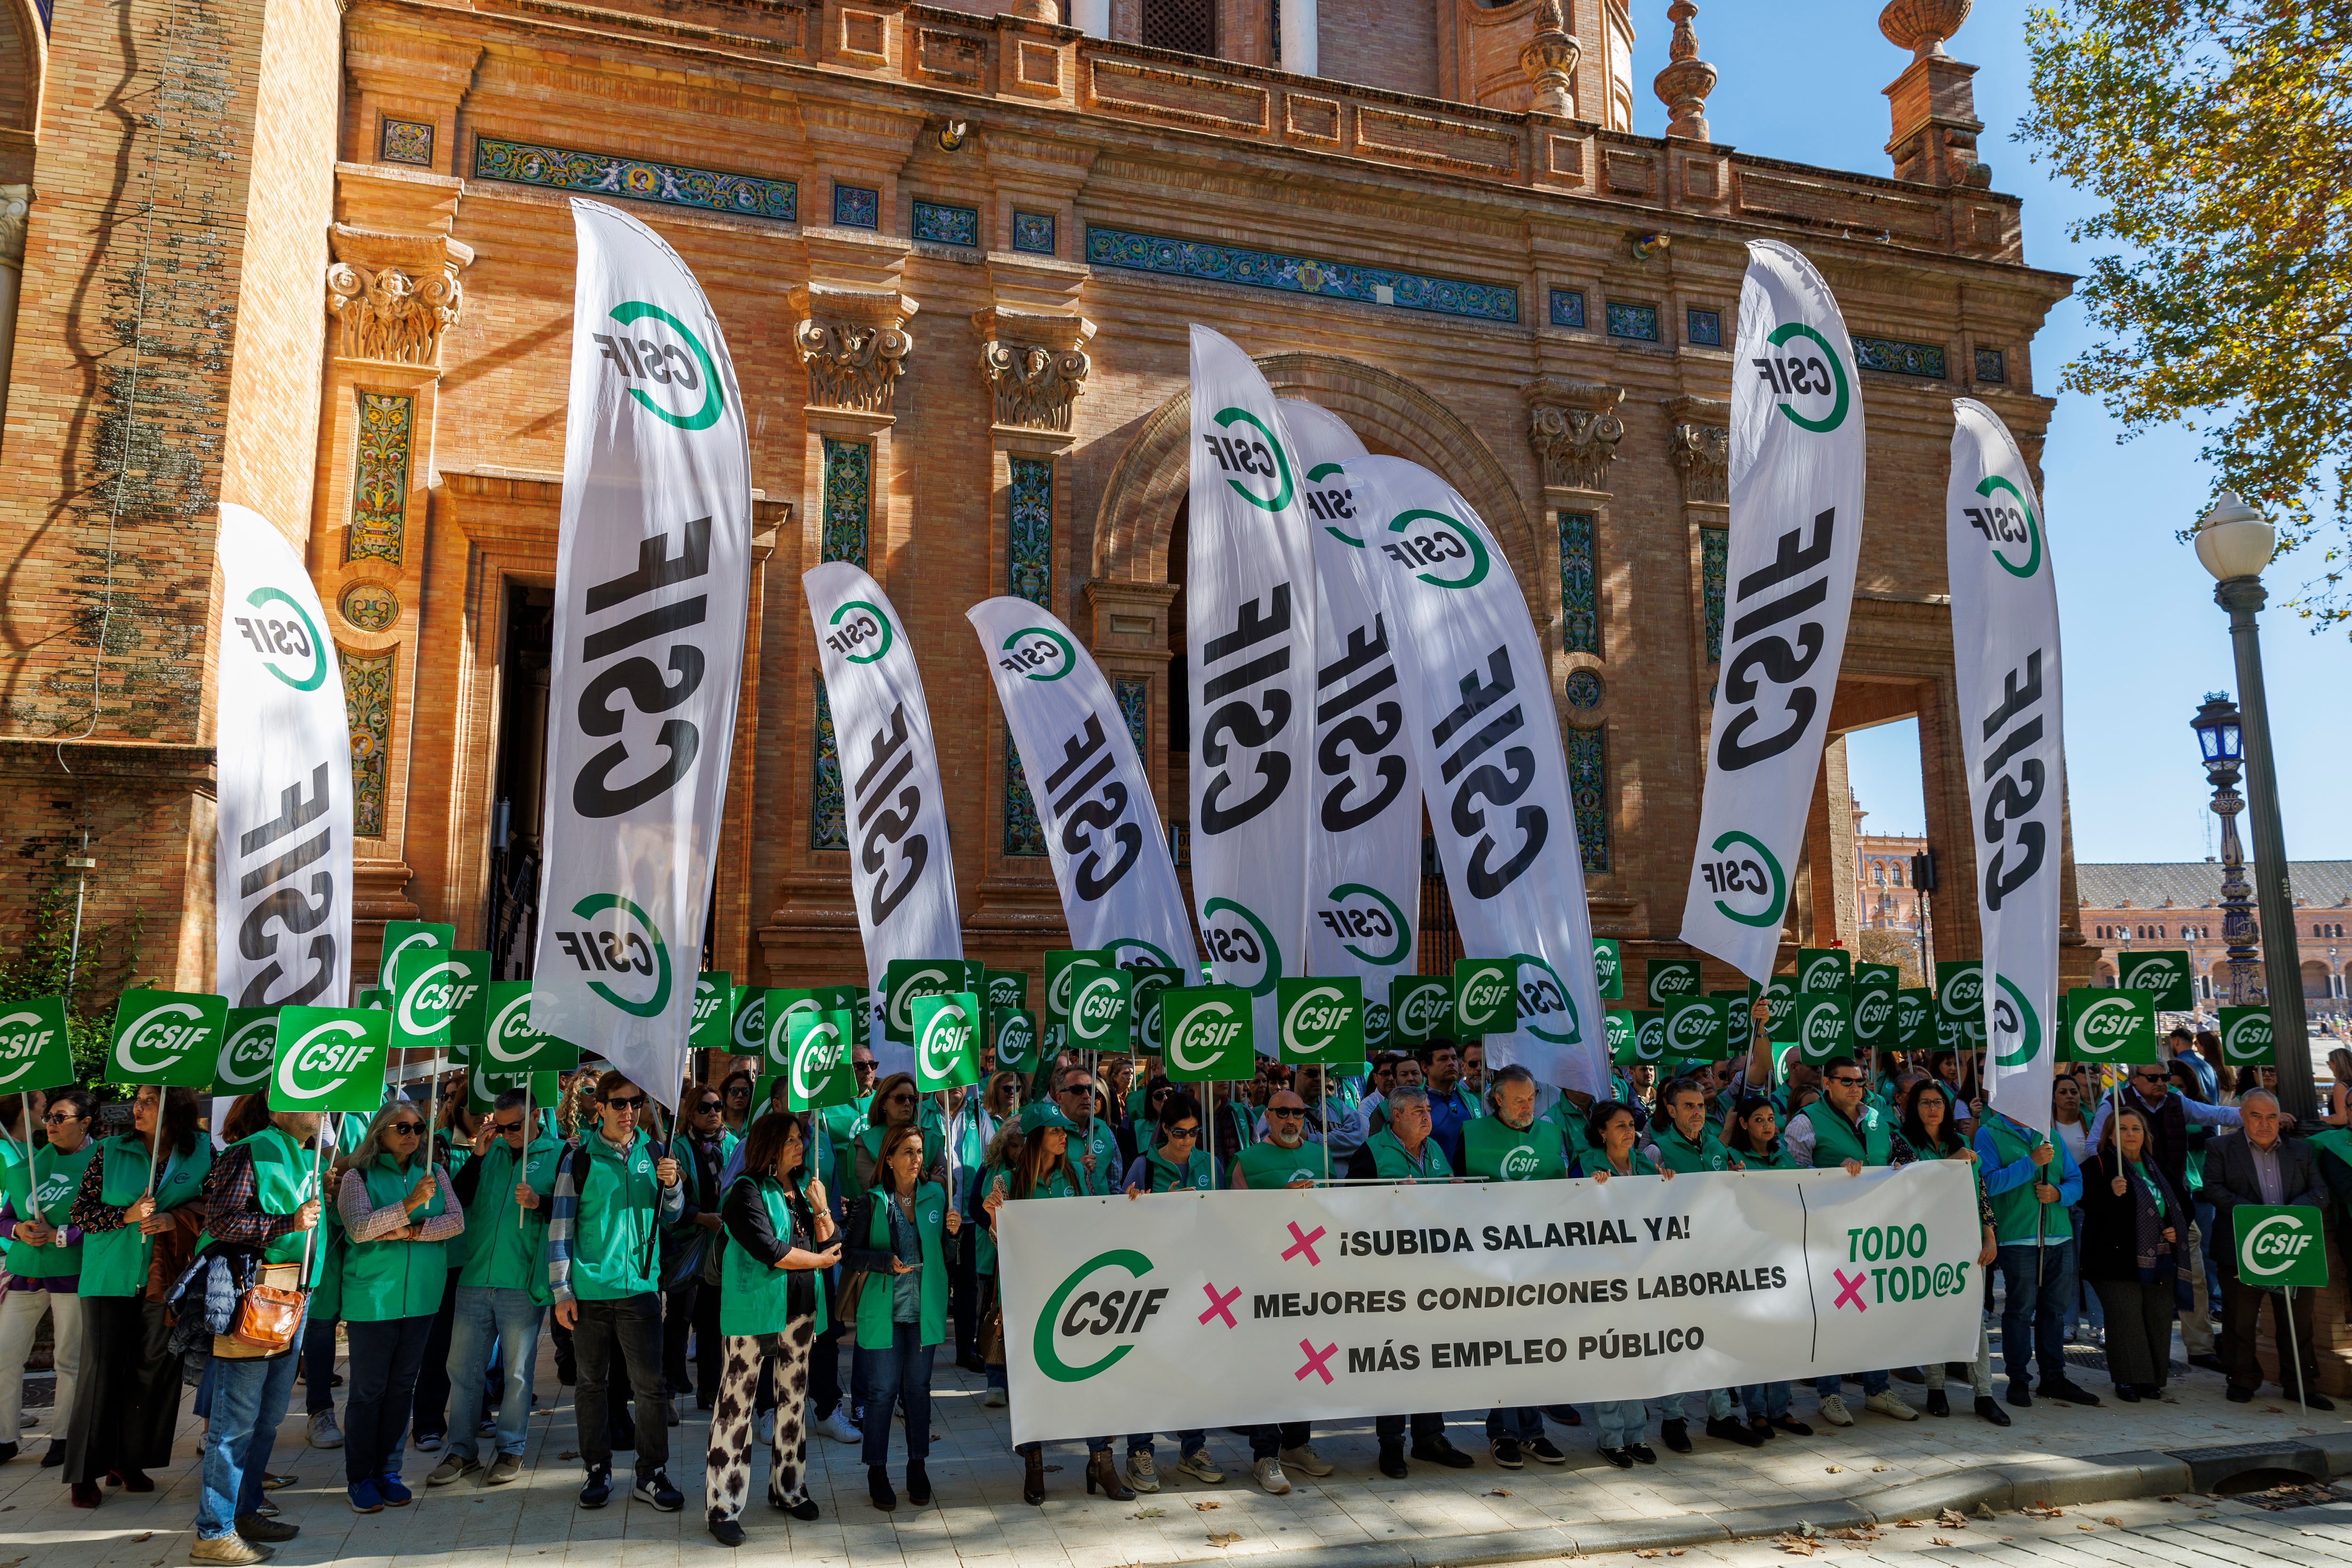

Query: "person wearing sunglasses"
(1053, 1065), (1122, 1196)
(852, 1073), (944, 1195)
(1114, 1092), (1222, 1494)
(1226, 1090), (1328, 1493)
(548, 1073), (685, 1512)
(0, 1088), (95, 1469)
(717, 1073), (756, 1138)
(330, 1098), (464, 1513)
(429, 1088), (563, 1490)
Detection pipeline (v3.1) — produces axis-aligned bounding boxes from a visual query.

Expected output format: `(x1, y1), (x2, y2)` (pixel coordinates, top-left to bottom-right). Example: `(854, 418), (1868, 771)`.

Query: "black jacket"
(2103, 1087), (2194, 1202)
(2077, 1152), (2189, 1284)
(2202, 1130), (2326, 1280)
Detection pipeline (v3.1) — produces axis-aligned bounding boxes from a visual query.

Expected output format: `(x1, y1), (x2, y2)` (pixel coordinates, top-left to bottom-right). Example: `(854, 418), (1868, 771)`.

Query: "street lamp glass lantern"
(2192, 694), (2243, 765)
(2193, 490), (2277, 581)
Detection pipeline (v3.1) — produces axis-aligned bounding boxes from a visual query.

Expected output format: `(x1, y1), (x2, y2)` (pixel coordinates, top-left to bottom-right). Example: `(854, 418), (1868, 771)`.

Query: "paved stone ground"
(1, 1323), (2344, 1568)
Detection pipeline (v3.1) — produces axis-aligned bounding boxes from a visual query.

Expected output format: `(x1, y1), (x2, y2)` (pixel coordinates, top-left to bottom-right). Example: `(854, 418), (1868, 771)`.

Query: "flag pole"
(5, 1098), (41, 1226)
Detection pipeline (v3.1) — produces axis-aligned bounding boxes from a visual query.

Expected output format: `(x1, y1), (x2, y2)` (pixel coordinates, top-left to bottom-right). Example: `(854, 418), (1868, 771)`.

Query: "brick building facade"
(2078, 860), (2352, 1018)
(0, 0), (2094, 1014)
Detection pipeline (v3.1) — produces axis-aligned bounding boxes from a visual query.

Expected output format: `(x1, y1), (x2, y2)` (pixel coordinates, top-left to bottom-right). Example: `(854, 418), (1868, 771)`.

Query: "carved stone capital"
(0, 185), (28, 270)
(324, 224), (474, 369)
(1664, 395), (1731, 506)
(789, 285), (917, 417)
(1520, 379), (1623, 492)
(975, 308), (1095, 434)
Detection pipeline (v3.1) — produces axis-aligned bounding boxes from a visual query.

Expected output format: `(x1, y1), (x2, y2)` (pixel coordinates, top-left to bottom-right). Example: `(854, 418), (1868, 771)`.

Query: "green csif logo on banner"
(1700, 831), (1787, 929)
(1966, 474), (2044, 580)
(1067, 969), (1132, 1052)
(786, 1010), (859, 1111)
(1390, 975), (1452, 1045)
(1453, 959), (1516, 1036)
(1758, 321), (1851, 434)
(559, 893), (672, 1019)
(235, 586), (330, 692)
(1276, 977), (1363, 1065)
(2117, 950), (2193, 1011)
(885, 960), (960, 1045)
(2235, 1205), (2328, 1289)
(217, 1008), (279, 1092)
(1591, 938), (1623, 1001)
(1034, 1248), (1167, 1382)
(997, 625), (1076, 682)
(827, 600), (894, 666)
(107, 989), (226, 1087)
(596, 300), (723, 431)
(1162, 987), (1254, 1082)
(2218, 1006), (2274, 1066)
(990, 1007), (1038, 1075)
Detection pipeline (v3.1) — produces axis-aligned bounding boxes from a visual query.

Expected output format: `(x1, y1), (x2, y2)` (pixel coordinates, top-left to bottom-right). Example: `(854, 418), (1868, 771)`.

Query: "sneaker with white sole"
(1863, 1391), (1918, 1422)
(426, 1455), (478, 1487)
(308, 1412), (343, 1450)
(487, 1454), (524, 1485)
(755, 1409), (774, 1448)
(1177, 1449), (1224, 1485)
(1279, 1445), (1333, 1478)
(1817, 1394), (1854, 1427)
(1126, 1452), (1160, 1493)
(983, 1388), (1007, 1408)
(189, 1536), (273, 1565)
(1252, 1457), (1290, 1496)
(815, 1408), (859, 1444)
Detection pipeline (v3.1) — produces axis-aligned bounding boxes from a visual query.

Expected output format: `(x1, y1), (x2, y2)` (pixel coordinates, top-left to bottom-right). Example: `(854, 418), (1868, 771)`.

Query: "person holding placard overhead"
(0, 1087), (95, 1470)
(1787, 1055), (1921, 1426)
(1461, 1066), (1575, 1469)
(65, 1084), (211, 1504)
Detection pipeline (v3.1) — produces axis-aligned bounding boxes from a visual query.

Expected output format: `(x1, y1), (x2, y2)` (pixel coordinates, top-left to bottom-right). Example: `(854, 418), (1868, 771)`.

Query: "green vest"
(1984, 1115), (2072, 1244)
(457, 1133), (562, 1303)
(1740, 1139), (1799, 1171)
(80, 1134), (212, 1297)
(1069, 1119), (1122, 1196)
(1462, 1116), (1568, 1181)
(196, 1125), (327, 1287)
(341, 1155), (450, 1321)
(822, 1098), (871, 1163)
(1649, 1122), (1733, 1174)
(1581, 1146), (1661, 1177)
(856, 1182), (948, 1350)
(718, 1175), (827, 1337)
(1143, 1146), (1217, 1192)
(855, 1122), (943, 1192)
(1909, 1136), (1985, 1206)
(1796, 1100), (1892, 1169)
(1546, 1097), (1595, 1161)
(1235, 1139), (1322, 1190)
(1364, 1128), (1451, 1181)
(569, 1130), (666, 1300)
(1, 1138), (95, 1279)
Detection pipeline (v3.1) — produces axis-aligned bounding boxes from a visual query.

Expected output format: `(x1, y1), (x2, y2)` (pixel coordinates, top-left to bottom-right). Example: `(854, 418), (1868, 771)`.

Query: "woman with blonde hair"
(332, 1099), (464, 1512)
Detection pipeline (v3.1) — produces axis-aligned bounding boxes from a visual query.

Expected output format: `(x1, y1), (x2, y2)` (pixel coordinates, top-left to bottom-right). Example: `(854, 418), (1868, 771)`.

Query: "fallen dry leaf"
(2077, 1524), (2096, 1532)
(1871, 1464), (1891, 1472)
(1194, 1501), (1221, 1511)
(1669, 1552), (1688, 1558)
(2157, 1495), (2180, 1503)
(1825, 1464), (1843, 1473)
(1636, 1552), (1661, 1560)
(2102, 1516), (2123, 1526)
(1973, 1503), (1996, 1520)
(559, 1450), (580, 1461)
(1897, 1520), (1921, 1529)
(1208, 1533), (1243, 1548)
(1936, 1509), (1967, 1528)
(133, 1536), (154, 1545)
(1131, 1507), (1165, 1519)
(1931, 1538), (1954, 1548)
(1490, 1489), (1513, 1497)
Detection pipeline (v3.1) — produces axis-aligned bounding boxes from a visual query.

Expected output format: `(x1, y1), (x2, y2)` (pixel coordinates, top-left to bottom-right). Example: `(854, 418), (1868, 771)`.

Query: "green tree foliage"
(2021, 1), (2352, 623)
(0, 878), (145, 1099)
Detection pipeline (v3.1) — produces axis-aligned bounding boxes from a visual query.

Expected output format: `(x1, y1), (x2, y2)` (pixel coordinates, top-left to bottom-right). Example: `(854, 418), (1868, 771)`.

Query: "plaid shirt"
(199, 1142), (310, 1251)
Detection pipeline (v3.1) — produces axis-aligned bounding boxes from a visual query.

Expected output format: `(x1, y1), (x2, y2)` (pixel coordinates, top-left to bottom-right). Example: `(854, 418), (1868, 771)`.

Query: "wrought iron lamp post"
(2191, 694), (2259, 1013)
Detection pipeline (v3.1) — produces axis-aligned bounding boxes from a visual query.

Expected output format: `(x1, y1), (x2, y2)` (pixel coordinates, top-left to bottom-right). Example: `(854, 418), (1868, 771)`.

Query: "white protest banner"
(1682, 240), (1867, 984)
(804, 563), (961, 1079)
(1350, 457), (1607, 1096)
(967, 597), (1195, 975)
(532, 199), (751, 1112)
(215, 502), (354, 1010)
(1948, 399), (2065, 1133)
(1282, 402), (1420, 1051)
(1188, 326), (1318, 1048)
(999, 1162), (1978, 1442)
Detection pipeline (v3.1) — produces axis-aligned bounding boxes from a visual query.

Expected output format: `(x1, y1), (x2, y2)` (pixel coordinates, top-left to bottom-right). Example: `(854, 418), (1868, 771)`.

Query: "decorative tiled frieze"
(1548, 289), (1586, 329)
(345, 391), (413, 565)
(1853, 335), (1948, 379)
(1522, 380), (1624, 492)
(833, 185), (879, 229)
(1558, 511), (1598, 657)
(1114, 678), (1148, 755)
(1086, 226), (1519, 324)
(1565, 669), (1603, 713)
(1686, 307), (1723, 347)
(1700, 526), (1729, 663)
(342, 647), (396, 838)
(1567, 726), (1608, 874)
(791, 285), (916, 416)
(1975, 347), (2006, 383)
(811, 679), (848, 852)
(1012, 211), (1057, 255)
(325, 226), (471, 369)
(1004, 730), (1046, 857)
(473, 137), (798, 223)
(820, 438), (872, 569)
(1605, 301), (1660, 341)
(912, 199), (978, 247)
(340, 580), (400, 631)
(380, 119), (434, 167)
(1008, 457), (1053, 605)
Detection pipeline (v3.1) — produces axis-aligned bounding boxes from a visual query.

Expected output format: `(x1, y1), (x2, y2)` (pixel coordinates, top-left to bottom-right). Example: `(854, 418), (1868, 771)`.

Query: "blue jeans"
(1486, 1407), (1542, 1441)
(199, 1325), (305, 1539)
(302, 1313), (339, 1416)
(2196, 1199), (2223, 1303)
(344, 1316), (433, 1487)
(1995, 1238), (2076, 1387)
(1739, 1382), (1792, 1420)
(853, 1322), (934, 1468)
(1656, 1389), (1732, 1424)
(1815, 1369), (1889, 1398)
(445, 1286), (544, 1461)
(1593, 1399), (1646, 1447)
(1128, 1429), (1207, 1456)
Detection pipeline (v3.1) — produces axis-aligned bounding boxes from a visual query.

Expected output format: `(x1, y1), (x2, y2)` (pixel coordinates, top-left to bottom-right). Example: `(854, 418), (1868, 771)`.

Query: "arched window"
(1873, 862), (1885, 885)
(1891, 865), (1905, 887)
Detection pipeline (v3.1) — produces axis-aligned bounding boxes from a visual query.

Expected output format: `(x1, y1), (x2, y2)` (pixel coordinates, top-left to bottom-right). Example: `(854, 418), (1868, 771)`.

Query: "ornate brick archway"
(1088, 350), (1535, 587)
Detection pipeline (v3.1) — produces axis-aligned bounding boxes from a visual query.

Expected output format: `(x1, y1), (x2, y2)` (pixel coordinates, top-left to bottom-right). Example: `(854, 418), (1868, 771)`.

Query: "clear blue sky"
(1626, 0), (2348, 863)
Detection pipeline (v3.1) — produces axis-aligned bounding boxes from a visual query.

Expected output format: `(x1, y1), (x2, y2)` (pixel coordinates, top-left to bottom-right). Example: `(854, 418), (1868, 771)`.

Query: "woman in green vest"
(332, 1098), (465, 1514)
(704, 1110), (838, 1546)
(1122, 1090), (1220, 1194)
(1900, 1080), (2002, 1422)
(970, 1115), (1027, 1410)
(0, 1087), (95, 1471)
(982, 1103), (1132, 1505)
(1721, 1096), (1812, 1441)
(845, 1124), (957, 1511)
(854, 1073), (944, 1194)
(1577, 1100), (1670, 1468)
(64, 1085), (210, 1504)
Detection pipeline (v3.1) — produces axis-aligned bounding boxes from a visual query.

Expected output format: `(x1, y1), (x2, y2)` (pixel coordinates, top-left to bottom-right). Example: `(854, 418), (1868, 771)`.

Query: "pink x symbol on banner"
(1281, 1221), (1325, 1266)
(1200, 1282), (1242, 1329)
(1833, 1269), (1868, 1312)
(1295, 1338), (1338, 1385)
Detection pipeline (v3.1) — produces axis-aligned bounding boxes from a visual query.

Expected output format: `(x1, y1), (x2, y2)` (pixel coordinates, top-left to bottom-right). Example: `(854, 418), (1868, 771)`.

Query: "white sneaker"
(1817, 1394), (1854, 1427)
(1127, 1452), (1161, 1493)
(1177, 1449), (1224, 1485)
(309, 1411), (344, 1449)
(816, 1407), (859, 1444)
(1253, 1457), (1290, 1496)
(754, 1409), (775, 1448)
(983, 1388), (1007, 1408)
(1864, 1391), (1918, 1422)
(1279, 1444), (1333, 1478)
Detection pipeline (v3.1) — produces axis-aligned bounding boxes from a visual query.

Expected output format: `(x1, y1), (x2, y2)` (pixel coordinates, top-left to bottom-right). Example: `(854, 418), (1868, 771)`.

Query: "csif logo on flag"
(2219, 1006), (2273, 1066)
(231, 584), (330, 693)
(1634, 1011), (1667, 1063)
(1646, 959), (1701, 1008)
(826, 599), (894, 666)
(1202, 406), (1295, 511)
(1509, 953), (1581, 1045)
(787, 1009), (857, 1111)
(1697, 831), (1788, 930)
(1754, 321), (1851, 434)
(991, 1008), (1037, 1073)
(1799, 949), (1850, 994)
(1067, 969), (1131, 1050)
(592, 300), (724, 431)
(1378, 507), (1490, 591)
(1200, 898), (1282, 996)
(2234, 1206), (2327, 1288)
(1453, 960), (1516, 1035)
(996, 625), (1076, 683)
(1317, 883), (1410, 967)
(552, 893), (672, 1019)
(1963, 475), (2043, 580)
(1034, 1248), (1168, 1383)
(914, 993), (979, 1090)
(2066, 990), (2152, 1062)
(1277, 978), (1361, 1064)
(1987, 976), (2045, 1068)
(1666, 997), (1723, 1058)
(0, 996), (71, 1091)
(1800, 995), (1850, 1060)
(1163, 988), (1252, 1081)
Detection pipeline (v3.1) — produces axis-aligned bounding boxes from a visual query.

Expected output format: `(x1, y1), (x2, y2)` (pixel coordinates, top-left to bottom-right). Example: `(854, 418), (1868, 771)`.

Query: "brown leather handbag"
(231, 1259), (307, 1353)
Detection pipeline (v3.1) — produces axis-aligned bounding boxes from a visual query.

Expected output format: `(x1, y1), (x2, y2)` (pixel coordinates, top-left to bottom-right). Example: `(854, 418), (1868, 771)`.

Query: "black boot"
(907, 1462), (931, 1506)
(1377, 1439), (1407, 1479)
(1926, 1388), (1949, 1417)
(868, 1465), (897, 1512)
(1086, 1449), (1136, 1501)
(1023, 1449), (1046, 1506)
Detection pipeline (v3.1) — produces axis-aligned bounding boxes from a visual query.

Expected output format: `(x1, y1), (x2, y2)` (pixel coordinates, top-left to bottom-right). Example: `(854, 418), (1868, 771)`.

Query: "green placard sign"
(1851, 964), (1899, 1047)
(1277, 976), (1364, 1065)
(469, 1067), (560, 1114)
(1664, 995), (1726, 1061)
(2063, 987), (2158, 1064)
(106, 988), (226, 1088)
(1632, 1010), (1667, 1066)
(1161, 986), (1255, 1082)
(2116, 950), (2194, 1011)
(691, 972), (733, 1051)
(388, 947), (464, 1053)
(1453, 959), (1517, 1037)
(481, 981), (581, 1071)
(1065, 966), (1132, 1054)
(764, 989), (825, 1069)
(1043, 949), (1111, 1049)
(1894, 988), (1936, 1049)
(1797, 947), (1851, 995)
(914, 993), (982, 1091)
(1390, 974), (1452, 1046)
(1935, 961), (1986, 1043)
(989, 1007), (1038, 1076)
(985, 968), (1030, 1014)
(216, 1007), (280, 1093)
(883, 959), (962, 1046)
(1129, 966), (1184, 1055)
(816, 984), (869, 1051)
(1605, 1009), (1638, 1064)
(378, 920), (455, 989)
(0, 996), (75, 1096)
(2235, 1205), (2329, 1289)
(2218, 1005), (2274, 1066)
(1796, 992), (1852, 1065)
(1592, 938), (1623, 1002)
(1711, 989), (1753, 1056)
(1750, 975), (1799, 1043)
(784, 1009), (859, 1111)
(731, 987), (765, 1058)
(1646, 958), (1702, 1009)
(271, 1006), (393, 1114)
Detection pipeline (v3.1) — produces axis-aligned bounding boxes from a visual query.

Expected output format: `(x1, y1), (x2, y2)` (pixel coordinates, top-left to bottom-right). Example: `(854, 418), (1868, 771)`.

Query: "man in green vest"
(1641, 1080), (1766, 1453)
(0, 1088), (95, 1468)
(1055, 1063), (1122, 1196)
(1459, 1067), (1574, 1467)
(1786, 1056), (1920, 1427)
(428, 1089), (562, 1489)
(548, 1072), (685, 1512)
(1975, 1102), (2098, 1408)
(1224, 1088), (1331, 1494)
